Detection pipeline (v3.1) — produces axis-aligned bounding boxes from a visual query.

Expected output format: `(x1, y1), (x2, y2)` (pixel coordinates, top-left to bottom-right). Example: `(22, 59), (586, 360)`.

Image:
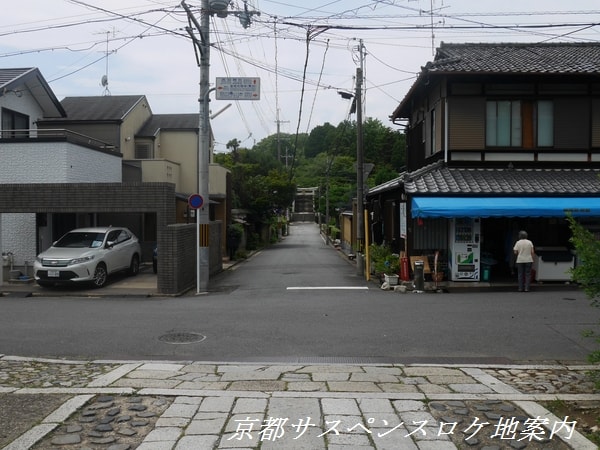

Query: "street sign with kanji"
(216, 77), (260, 100)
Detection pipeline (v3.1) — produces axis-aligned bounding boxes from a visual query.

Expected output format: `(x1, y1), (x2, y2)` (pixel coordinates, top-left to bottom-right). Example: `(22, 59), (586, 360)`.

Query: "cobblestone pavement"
(1, 355), (599, 449)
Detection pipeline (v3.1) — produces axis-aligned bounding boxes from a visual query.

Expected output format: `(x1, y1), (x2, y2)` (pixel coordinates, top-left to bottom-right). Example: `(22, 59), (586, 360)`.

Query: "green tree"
(567, 216), (600, 302)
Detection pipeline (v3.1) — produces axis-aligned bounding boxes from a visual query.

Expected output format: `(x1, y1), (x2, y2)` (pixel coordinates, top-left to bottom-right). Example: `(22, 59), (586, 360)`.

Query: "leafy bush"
(369, 243), (400, 275)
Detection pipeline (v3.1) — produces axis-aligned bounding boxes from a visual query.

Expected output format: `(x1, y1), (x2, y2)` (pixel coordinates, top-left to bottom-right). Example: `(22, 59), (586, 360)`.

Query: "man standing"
(513, 230), (535, 292)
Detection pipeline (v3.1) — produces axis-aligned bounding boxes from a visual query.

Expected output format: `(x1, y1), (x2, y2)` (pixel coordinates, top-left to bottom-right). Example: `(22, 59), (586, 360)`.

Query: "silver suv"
(34, 227), (142, 288)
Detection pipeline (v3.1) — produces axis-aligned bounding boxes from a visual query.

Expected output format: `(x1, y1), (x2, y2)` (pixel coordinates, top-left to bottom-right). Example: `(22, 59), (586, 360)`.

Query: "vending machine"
(448, 218), (481, 281)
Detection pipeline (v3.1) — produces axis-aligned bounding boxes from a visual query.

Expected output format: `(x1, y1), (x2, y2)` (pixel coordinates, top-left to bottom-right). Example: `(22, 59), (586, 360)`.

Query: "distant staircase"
(292, 187), (317, 222)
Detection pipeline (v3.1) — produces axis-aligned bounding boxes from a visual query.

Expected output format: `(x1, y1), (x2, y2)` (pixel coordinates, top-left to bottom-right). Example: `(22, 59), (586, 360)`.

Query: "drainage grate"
(158, 332), (206, 344)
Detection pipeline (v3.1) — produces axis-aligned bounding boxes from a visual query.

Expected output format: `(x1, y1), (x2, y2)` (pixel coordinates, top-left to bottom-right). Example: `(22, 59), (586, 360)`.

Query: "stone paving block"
(393, 400), (428, 412)
(138, 363), (185, 372)
(225, 413), (265, 433)
(175, 434), (219, 449)
(177, 381), (230, 390)
(426, 375), (477, 385)
(259, 427), (325, 449)
(448, 383), (494, 393)
(312, 372), (349, 382)
(267, 397), (322, 425)
(173, 372), (220, 382)
(137, 441), (178, 450)
(379, 383), (420, 393)
(126, 369), (183, 379)
(143, 426), (183, 441)
(350, 372), (400, 383)
(198, 396), (235, 412)
(155, 417), (190, 427)
(398, 411), (437, 426)
(322, 398), (360, 415)
(417, 384), (452, 394)
(404, 367), (465, 377)
(233, 397), (268, 413)
(173, 396), (203, 405)
(296, 365), (365, 373)
(326, 432), (372, 446)
(370, 428), (419, 450)
(112, 378), (182, 389)
(414, 441), (457, 449)
(228, 380), (287, 391)
(218, 431), (260, 448)
(186, 414), (228, 434)
(286, 381), (327, 391)
(161, 402), (199, 418)
(220, 371), (282, 381)
(363, 366), (404, 375)
(327, 381), (381, 392)
(358, 398), (395, 414)
(180, 363), (218, 373)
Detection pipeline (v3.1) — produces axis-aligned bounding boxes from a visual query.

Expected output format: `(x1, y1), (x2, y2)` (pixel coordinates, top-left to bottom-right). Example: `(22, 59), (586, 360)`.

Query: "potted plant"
(370, 244), (400, 285)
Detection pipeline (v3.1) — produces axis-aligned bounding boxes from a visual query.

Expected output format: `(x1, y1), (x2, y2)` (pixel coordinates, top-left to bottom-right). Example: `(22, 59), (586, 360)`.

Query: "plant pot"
(384, 274), (399, 286)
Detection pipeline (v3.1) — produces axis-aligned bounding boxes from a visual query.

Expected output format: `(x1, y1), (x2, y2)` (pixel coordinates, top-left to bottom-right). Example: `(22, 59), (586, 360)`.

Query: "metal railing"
(0, 128), (116, 152)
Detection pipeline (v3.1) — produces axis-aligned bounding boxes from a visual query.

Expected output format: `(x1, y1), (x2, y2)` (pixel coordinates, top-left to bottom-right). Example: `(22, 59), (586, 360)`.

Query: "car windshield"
(54, 232), (106, 248)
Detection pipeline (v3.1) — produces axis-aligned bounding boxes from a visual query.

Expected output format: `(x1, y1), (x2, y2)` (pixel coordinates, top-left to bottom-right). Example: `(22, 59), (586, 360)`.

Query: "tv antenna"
(97, 28), (117, 96)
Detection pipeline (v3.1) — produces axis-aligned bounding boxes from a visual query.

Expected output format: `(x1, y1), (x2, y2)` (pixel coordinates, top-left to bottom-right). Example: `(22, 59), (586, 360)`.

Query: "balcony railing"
(0, 129), (116, 152)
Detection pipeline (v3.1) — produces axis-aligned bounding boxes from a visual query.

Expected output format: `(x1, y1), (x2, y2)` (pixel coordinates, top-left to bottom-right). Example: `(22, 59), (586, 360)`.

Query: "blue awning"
(411, 197), (600, 218)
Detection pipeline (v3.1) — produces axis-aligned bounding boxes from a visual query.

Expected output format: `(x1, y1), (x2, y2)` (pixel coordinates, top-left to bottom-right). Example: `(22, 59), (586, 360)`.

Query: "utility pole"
(182, 0), (259, 293)
(355, 39), (366, 278)
(356, 65), (365, 277)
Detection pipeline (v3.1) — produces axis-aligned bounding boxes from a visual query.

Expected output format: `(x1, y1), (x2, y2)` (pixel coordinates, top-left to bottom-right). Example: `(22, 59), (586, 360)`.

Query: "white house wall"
(1, 141), (122, 268)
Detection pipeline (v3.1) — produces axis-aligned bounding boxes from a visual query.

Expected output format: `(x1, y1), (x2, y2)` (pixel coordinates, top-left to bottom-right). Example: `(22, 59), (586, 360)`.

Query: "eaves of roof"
(0, 67), (66, 118)
(404, 165), (600, 196)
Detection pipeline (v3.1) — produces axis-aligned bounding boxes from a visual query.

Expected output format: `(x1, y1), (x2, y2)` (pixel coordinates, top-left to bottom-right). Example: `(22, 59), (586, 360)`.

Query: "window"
(486, 101), (521, 147)
(486, 100), (554, 148)
(537, 100), (554, 147)
(1, 108), (29, 138)
(135, 142), (152, 159)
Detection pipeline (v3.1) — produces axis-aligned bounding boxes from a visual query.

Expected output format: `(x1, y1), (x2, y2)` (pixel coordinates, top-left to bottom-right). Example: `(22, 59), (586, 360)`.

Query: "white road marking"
(287, 286), (369, 290)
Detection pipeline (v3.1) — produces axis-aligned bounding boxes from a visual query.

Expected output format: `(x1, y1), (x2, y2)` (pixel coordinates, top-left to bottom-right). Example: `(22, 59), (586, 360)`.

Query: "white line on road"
(287, 286), (369, 290)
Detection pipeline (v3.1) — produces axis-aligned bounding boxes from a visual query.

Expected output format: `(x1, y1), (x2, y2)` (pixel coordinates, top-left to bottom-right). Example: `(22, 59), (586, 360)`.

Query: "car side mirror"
(106, 241), (115, 249)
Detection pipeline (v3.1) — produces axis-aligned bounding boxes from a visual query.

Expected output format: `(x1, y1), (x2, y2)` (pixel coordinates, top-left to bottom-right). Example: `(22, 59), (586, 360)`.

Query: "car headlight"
(69, 255), (95, 265)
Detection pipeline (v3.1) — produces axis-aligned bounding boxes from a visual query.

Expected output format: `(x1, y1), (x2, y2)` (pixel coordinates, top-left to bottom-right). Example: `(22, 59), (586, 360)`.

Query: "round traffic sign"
(188, 193), (204, 209)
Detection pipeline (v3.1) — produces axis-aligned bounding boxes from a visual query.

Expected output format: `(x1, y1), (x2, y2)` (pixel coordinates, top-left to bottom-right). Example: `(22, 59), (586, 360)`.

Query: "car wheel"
(37, 281), (55, 288)
(92, 263), (108, 288)
(129, 254), (140, 276)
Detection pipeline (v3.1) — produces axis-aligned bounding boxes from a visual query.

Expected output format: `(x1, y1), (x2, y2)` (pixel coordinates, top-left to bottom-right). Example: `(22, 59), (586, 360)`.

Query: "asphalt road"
(0, 222), (598, 364)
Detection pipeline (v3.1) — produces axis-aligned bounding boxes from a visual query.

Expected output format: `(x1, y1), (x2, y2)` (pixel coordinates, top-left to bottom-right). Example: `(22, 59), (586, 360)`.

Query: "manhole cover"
(158, 332), (206, 344)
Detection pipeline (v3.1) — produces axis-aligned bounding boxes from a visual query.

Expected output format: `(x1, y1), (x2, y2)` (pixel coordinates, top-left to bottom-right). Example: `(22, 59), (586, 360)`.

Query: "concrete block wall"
(158, 222), (223, 295)
(159, 224), (196, 295)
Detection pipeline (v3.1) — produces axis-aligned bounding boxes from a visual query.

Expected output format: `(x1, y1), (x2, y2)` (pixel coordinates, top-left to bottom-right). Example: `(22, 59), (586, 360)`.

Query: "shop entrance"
(480, 217), (573, 282)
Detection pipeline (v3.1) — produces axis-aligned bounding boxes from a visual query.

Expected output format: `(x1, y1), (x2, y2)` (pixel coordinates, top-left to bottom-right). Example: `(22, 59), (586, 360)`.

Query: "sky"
(2, 1), (600, 153)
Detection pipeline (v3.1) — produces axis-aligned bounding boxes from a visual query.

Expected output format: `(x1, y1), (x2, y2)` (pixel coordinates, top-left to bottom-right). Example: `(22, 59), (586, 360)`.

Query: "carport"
(0, 182), (198, 295)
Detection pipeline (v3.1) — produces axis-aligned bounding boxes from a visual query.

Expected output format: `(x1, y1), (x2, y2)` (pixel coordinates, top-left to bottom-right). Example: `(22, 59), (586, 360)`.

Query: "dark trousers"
(516, 262), (532, 291)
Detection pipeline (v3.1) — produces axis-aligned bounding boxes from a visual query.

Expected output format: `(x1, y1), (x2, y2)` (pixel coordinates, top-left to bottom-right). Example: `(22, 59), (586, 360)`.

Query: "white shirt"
(513, 239), (535, 263)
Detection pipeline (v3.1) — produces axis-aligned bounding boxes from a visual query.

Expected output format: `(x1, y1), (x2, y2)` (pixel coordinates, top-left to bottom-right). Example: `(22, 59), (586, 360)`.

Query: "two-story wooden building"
(367, 42), (600, 282)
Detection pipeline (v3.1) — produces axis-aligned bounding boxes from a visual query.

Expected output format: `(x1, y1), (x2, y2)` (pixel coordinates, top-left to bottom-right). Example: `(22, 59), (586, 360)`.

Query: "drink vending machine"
(448, 218), (481, 281)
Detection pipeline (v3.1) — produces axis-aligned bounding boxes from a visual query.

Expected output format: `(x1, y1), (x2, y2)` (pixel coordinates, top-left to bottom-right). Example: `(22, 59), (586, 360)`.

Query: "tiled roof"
(137, 114), (199, 137)
(46, 95), (149, 121)
(404, 163), (600, 196)
(427, 42), (600, 74)
(0, 68), (36, 88)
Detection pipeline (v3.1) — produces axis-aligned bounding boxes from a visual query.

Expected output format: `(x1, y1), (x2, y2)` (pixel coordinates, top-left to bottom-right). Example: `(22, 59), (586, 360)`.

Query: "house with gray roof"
(367, 42), (600, 284)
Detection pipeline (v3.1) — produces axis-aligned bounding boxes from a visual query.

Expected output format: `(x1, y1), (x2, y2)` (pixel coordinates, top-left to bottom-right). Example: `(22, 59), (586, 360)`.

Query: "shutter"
(448, 98), (485, 150)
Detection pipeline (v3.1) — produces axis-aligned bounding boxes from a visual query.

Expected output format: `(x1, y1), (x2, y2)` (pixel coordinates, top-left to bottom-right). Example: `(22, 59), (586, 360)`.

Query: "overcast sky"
(3, 1), (600, 152)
